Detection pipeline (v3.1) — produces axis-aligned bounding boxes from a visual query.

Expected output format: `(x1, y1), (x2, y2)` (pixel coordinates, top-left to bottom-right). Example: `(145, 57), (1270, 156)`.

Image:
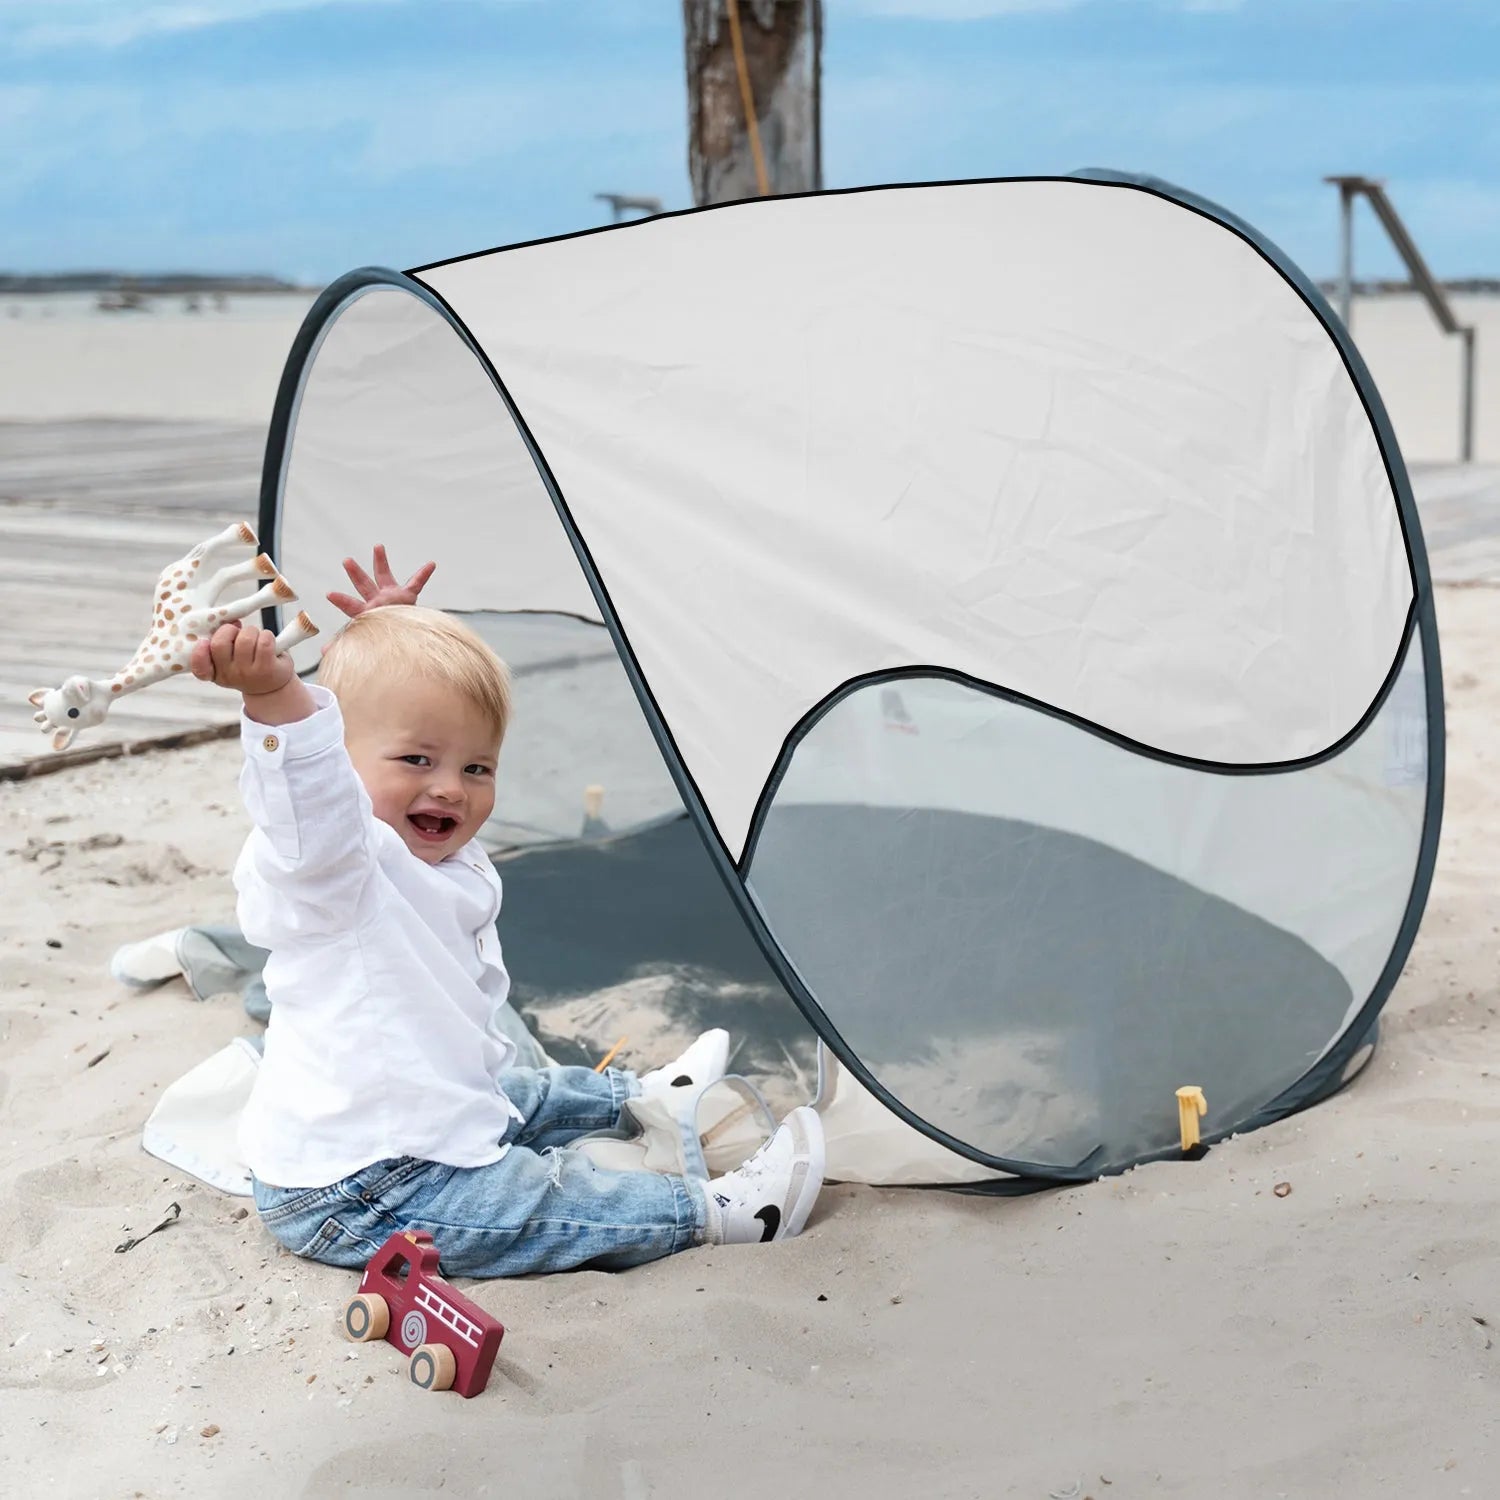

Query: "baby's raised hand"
(327, 545), (436, 618)
(190, 622), (295, 697)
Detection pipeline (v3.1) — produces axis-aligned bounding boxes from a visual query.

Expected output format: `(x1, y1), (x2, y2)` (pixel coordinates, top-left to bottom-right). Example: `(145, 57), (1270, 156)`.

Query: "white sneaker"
(638, 1028), (731, 1097)
(705, 1105), (825, 1245)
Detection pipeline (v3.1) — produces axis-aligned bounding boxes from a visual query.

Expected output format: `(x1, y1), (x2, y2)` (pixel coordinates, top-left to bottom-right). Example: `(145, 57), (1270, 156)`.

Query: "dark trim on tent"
(738, 601), (1419, 875)
(258, 169), (1445, 1188)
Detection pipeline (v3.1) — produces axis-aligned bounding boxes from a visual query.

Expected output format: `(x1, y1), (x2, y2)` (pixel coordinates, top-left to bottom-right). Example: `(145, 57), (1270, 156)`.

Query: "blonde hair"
(319, 606), (511, 744)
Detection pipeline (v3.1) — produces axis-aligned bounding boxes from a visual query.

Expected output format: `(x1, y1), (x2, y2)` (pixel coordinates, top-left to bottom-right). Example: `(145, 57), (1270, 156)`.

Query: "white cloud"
(4, 62), (683, 186)
(2, 0), (480, 51)
(819, 57), (1500, 277)
(828, 0), (1246, 15)
(828, 0), (1082, 15)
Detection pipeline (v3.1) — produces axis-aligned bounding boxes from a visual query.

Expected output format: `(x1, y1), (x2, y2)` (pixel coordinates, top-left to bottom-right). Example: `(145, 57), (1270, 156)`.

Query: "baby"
(192, 599), (824, 1276)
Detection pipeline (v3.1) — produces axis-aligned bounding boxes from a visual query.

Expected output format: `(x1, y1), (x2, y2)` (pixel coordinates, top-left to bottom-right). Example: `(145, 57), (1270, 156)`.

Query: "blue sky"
(3, 0), (1497, 282)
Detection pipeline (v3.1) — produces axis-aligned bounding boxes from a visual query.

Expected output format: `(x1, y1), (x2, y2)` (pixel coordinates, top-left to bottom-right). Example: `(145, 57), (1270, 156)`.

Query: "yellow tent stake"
(1176, 1086), (1207, 1152)
(595, 1036), (628, 1073)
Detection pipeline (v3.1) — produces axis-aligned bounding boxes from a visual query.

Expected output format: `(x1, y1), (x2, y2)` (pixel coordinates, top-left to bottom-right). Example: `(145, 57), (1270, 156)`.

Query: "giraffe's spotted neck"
(104, 648), (177, 697)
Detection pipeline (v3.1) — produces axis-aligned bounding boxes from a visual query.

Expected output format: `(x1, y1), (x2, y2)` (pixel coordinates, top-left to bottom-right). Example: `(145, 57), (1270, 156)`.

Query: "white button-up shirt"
(234, 686), (522, 1188)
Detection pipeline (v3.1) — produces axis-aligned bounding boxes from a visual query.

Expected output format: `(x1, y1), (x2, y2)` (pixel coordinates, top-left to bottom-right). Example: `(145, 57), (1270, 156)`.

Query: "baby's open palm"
(326, 545), (436, 618)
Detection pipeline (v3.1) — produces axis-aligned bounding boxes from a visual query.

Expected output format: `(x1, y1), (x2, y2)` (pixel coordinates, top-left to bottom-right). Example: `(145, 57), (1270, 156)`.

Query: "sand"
(0, 581), (1493, 1499)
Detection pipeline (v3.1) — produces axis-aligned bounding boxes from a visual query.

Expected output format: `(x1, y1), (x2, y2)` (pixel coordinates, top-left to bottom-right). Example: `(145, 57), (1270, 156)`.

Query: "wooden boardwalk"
(1410, 462), (1500, 585)
(1, 421), (1498, 777)
(0, 419), (266, 775)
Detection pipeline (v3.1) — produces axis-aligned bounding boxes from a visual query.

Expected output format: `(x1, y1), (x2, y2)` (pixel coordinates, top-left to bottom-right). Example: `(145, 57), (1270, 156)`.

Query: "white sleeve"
(234, 684), (378, 937)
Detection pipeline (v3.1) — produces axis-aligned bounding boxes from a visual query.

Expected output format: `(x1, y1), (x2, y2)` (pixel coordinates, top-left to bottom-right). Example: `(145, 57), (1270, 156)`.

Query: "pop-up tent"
(259, 171), (1443, 1191)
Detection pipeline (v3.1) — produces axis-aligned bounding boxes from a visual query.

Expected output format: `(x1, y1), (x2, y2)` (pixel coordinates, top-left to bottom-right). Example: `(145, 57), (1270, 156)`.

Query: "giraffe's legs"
(194, 521), (259, 573)
(274, 611), (321, 653)
(202, 554), (277, 605)
(200, 575), (297, 629)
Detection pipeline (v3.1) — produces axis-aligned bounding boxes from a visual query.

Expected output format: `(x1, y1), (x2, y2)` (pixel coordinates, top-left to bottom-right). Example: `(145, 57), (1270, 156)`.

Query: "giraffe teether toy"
(28, 521), (319, 752)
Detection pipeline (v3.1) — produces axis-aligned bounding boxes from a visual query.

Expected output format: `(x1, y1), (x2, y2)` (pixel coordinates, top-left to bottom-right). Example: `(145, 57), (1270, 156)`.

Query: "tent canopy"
(262, 173), (1442, 1187)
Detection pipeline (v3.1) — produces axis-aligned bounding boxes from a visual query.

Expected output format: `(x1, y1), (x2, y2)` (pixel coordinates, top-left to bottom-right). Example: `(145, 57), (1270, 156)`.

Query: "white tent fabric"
(415, 179), (1414, 860)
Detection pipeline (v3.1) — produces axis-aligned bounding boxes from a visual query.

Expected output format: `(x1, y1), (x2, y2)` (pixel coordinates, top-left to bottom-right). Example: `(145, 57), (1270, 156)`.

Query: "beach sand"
(0, 582), (1493, 1499)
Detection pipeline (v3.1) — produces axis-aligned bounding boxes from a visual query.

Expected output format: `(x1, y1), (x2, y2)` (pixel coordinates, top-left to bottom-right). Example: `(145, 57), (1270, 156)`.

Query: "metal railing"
(1325, 175), (1477, 462)
(594, 193), (663, 224)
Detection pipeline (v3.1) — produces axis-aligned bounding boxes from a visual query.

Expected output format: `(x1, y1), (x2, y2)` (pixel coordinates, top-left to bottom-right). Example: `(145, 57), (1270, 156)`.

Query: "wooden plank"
(1429, 542), (1500, 586)
(1410, 464), (1500, 585)
(0, 720), (238, 783)
(0, 419), (266, 774)
(0, 417), (263, 513)
(0, 555), (280, 597)
(0, 511), (251, 560)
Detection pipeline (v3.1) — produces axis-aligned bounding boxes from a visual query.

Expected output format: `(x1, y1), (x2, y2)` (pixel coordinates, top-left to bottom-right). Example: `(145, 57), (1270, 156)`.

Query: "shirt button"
(262, 734), (279, 752)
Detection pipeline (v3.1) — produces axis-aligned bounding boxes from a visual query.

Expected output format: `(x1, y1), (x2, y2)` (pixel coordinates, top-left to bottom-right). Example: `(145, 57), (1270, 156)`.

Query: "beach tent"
(259, 171), (1443, 1191)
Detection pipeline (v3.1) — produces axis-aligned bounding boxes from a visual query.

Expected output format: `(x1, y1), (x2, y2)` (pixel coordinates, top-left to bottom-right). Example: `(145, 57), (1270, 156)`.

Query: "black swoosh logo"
(754, 1205), (780, 1242)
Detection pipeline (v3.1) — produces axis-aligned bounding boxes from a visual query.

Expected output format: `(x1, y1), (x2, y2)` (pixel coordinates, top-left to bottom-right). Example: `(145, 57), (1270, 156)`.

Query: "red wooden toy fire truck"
(341, 1229), (505, 1397)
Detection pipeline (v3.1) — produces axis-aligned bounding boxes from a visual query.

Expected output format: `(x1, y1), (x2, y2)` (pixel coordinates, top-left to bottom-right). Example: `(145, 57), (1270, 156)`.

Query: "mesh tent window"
(259, 172), (1442, 1190)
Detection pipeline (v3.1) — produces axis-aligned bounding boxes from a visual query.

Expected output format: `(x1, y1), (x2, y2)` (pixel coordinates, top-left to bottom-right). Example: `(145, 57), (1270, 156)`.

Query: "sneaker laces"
(728, 1132), (780, 1191)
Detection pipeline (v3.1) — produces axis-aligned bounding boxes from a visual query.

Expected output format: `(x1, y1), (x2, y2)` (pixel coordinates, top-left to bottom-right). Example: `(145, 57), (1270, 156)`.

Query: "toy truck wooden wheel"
(408, 1343), (457, 1392)
(343, 1293), (390, 1343)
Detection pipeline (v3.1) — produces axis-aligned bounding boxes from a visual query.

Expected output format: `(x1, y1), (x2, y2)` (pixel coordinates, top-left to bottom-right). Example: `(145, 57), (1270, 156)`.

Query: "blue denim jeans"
(252, 1066), (708, 1277)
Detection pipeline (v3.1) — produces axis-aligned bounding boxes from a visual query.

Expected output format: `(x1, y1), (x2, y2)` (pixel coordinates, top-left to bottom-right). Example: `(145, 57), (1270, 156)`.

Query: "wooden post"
(682, 0), (822, 207)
